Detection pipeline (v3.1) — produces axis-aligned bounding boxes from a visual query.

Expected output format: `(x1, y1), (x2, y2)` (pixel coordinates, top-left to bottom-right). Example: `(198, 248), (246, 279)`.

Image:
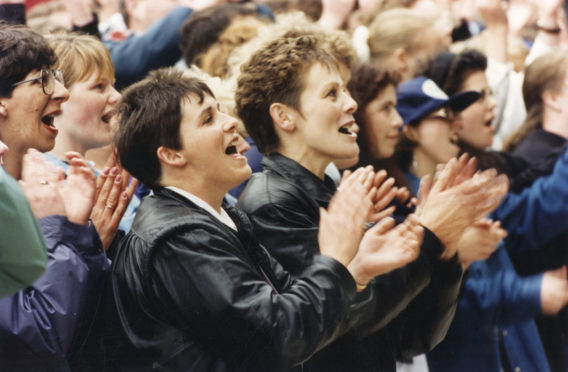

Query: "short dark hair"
(429, 49), (487, 96)
(0, 22), (57, 97)
(235, 34), (337, 153)
(348, 63), (401, 166)
(114, 68), (214, 189)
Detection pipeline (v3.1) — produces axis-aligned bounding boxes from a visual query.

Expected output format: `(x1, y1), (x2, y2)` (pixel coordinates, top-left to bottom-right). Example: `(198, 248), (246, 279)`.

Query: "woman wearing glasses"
(0, 23), (109, 371)
(392, 77), (479, 195)
(45, 33), (138, 251)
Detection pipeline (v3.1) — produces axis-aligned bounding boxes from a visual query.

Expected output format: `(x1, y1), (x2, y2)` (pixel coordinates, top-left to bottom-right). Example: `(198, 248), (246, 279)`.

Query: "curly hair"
(347, 63), (401, 166)
(235, 34), (338, 153)
(180, 3), (259, 67)
(0, 22), (57, 97)
(115, 68), (213, 189)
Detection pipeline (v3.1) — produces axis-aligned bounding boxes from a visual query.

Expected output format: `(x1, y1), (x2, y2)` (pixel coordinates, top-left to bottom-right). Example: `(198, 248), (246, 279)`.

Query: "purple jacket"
(0, 215), (109, 370)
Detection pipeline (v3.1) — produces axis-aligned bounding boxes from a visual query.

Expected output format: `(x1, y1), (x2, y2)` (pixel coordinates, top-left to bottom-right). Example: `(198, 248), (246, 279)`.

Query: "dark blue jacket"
(105, 6), (193, 90)
(428, 145), (568, 372)
(0, 216), (109, 370)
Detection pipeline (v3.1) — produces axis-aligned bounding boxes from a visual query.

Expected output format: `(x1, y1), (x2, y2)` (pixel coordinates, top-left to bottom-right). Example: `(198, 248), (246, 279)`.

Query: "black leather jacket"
(109, 188), (358, 371)
(237, 153), (464, 371)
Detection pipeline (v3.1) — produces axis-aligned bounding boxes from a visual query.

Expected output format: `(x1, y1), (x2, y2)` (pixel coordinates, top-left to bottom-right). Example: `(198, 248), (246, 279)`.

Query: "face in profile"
(362, 84), (403, 160)
(288, 63), (359, 167)
(176, 93), (251, 190)
(457, 70), (496, 150)
(2, 69), (69, 153)
(57, 71), (121, 153)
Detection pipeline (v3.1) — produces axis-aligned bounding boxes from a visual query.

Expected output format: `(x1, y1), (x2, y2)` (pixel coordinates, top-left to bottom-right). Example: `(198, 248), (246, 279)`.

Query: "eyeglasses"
(12, 69), (64, 95)
(424, 108), (455, 123)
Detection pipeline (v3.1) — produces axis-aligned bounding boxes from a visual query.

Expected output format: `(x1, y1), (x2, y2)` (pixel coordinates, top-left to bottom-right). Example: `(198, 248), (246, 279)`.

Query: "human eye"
(326, 87), (338, 98)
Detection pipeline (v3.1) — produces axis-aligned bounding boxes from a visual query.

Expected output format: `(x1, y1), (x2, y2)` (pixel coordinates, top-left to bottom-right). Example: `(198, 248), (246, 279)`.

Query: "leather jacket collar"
(262, 153), (337, 209)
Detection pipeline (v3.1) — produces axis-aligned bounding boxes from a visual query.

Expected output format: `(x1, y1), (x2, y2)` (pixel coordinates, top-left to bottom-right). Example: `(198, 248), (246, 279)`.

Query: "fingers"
(369, 205), (396, 222)
(95, 166), (119, 208)
(368, 216), (395, 235)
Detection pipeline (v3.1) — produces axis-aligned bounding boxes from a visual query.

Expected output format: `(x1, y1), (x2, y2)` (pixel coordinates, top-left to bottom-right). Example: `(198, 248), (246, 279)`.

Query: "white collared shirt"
(165, 186), (237, 231)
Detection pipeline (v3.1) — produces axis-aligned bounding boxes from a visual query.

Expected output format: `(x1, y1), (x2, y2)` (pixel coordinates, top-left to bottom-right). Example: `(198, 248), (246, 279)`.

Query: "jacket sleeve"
(0, 215), (109, 366)
(245, 197), (460, 342)
(150, 227), (356, 370)
(460, 247), (542, 326)
(0, 171), (46, 298)
(391, 251), (464, 360)
(105, 6), (193, 89)
(494, 145), (568, 251)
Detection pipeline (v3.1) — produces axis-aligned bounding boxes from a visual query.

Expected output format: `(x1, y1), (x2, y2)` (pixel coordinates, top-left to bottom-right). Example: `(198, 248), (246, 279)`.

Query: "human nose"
(222, 112), (239, 132)
(392, 109), (403, 129)
(52, 79), (69, 103)
(108, 86), (121, 105)
(343, 91), (357, 114)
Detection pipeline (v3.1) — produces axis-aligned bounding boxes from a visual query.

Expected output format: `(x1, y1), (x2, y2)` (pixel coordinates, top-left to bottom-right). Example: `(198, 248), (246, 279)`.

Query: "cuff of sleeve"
(312, 255), (357, 300)
(39, 215), (104, 255)
(521, 273), (544, 316)
(419, 227), (444, 268)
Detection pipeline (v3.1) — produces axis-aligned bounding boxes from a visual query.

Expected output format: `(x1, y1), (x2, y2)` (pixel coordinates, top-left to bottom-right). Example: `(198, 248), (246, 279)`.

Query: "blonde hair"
(46, 33), (115, 88)
(367, 8), (435, 62)
(504, 50), (568, 151)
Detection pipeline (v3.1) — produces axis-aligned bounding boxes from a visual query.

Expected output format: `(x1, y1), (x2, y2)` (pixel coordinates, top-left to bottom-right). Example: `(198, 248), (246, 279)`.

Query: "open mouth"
(41, 115), (56, 128)
(338, 122), (358, 136)
(101, 111), (115, 124)
(225, 140), (238, 155)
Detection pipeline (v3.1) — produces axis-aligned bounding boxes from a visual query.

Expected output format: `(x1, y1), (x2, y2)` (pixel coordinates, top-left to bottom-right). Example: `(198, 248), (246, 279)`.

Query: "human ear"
(542, 90), (561, 112)
(269, 103), (295, 133)
(392, 48), (409, 75)
(156, 146), (186, 167)
(0, 100), (8, 118)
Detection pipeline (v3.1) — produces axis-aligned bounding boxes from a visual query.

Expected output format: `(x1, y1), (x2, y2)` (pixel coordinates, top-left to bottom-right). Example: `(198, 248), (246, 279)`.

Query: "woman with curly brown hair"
(236, 32), (506, 371)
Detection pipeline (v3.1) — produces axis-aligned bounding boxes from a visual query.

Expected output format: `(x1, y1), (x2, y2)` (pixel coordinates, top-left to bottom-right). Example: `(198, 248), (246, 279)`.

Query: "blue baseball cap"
(396, 77), (480, 125)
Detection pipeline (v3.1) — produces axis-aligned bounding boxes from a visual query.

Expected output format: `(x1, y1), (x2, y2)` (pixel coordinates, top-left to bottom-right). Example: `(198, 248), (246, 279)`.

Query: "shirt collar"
(165, 186), (237, 231)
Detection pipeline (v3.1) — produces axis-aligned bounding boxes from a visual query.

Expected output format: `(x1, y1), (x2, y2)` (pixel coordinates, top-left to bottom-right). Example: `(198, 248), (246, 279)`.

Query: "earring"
(412, 157), (418, 170)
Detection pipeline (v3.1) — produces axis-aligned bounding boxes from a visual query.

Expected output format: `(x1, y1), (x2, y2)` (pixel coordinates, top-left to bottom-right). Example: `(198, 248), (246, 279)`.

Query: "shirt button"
(514, 367), (521, 372)
(502, 330), (508, 337)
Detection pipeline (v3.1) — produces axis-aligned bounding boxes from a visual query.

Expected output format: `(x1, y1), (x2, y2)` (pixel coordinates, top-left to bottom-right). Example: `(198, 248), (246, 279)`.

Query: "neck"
(3, 149), (23, 180)
(411, 149), (437, 179)
(542, 111), (568, 140)
(277, 145), (330, 180)
(50, 132), (87, 159)
(161, 174), (226, 213)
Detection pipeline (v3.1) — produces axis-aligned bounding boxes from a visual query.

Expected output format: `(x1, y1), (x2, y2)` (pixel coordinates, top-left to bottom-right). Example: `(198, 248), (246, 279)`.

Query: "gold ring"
(39, 179), (49, 185)
(106, 203), (113, 209)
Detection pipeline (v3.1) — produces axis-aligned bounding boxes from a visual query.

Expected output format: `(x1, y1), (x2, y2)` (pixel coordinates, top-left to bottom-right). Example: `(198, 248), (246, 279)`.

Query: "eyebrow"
(198, 105), (214, 121)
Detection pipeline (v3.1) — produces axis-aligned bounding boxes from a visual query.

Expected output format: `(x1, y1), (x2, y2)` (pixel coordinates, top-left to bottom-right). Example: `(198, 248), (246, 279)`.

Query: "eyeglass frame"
(11, 69), (64, 95)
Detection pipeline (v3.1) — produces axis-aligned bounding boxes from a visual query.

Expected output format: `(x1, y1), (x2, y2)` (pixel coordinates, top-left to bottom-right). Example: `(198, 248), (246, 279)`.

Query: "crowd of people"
(1, 0), (568, 371)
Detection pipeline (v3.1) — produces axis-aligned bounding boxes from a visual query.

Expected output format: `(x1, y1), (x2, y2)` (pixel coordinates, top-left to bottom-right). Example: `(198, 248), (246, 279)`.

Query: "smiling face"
(56, 71), (120, 154)
(178, 93), (251, 193)
(0, 69), (69, 155)
(287, 63), (359, 174)
(363, 84), (403, 159)
(456, 70), (497, 150)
